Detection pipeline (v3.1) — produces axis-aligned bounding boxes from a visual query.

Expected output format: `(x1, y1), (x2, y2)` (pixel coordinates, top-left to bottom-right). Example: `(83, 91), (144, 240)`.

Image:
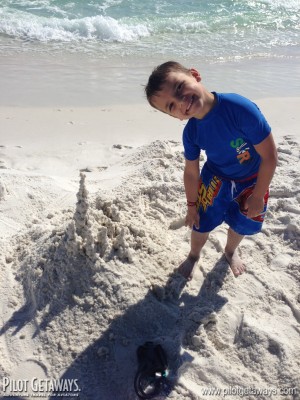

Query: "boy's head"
(145, 61), (215, 121)
(145, 61), (190, 106)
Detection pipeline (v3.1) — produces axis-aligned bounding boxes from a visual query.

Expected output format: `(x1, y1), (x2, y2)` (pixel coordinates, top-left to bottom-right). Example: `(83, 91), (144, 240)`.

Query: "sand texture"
(0, 102), (300, 399)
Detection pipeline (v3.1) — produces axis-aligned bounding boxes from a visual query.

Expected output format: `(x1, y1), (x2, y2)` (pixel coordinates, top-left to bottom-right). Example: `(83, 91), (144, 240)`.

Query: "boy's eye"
(176, 82), (183, 94)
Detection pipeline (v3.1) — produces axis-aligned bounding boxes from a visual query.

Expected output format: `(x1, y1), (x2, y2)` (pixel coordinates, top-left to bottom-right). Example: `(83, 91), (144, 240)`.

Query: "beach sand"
(0, 68), (300, 399)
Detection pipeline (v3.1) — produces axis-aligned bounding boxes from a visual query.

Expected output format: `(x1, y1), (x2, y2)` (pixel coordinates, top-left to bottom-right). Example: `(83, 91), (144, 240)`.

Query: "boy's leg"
(224, 177), (270, 277)
(178, 231), (209, 280)
(177, 164), (230, 280)
(224, 228), (245, 277)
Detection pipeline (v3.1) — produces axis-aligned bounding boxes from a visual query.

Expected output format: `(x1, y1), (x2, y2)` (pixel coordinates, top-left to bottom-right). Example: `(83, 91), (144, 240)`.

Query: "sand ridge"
(0, 136), (299, 399)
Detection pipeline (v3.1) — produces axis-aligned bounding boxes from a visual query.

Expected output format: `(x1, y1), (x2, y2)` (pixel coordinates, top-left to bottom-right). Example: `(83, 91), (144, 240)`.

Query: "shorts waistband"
(231, 173), (258, 183)
(204, 163), (258, 183)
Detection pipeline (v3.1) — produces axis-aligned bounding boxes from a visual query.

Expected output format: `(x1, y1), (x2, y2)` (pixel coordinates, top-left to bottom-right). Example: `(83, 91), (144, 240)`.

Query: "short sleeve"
(237, 99), (272, 145)
(182, 119), (201, 161)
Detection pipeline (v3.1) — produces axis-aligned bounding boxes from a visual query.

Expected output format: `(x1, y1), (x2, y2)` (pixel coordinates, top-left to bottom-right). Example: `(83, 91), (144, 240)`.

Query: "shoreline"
(1, 53), (300, 107)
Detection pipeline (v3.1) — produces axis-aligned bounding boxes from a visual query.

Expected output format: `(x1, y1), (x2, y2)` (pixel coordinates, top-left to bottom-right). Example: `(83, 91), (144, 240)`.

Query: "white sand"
(0, 98), (300, 399)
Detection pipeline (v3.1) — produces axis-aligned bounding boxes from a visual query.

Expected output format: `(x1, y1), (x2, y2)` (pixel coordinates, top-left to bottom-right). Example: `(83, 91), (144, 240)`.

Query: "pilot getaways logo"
(1, 377), (81, 397)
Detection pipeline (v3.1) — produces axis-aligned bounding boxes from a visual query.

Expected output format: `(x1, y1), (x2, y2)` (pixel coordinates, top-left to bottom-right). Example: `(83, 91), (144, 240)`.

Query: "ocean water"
(0, 0), (299, 106)
(0, 0), (299, 61)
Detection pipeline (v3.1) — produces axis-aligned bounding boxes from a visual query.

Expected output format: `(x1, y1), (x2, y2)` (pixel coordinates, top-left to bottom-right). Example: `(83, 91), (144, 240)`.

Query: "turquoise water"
(1, 0), (299, 106)
(0, 0), (299, 61)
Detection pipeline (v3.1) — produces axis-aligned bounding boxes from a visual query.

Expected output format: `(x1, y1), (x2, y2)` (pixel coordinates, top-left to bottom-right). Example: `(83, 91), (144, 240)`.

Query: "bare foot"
(177, 254), (199, 280)
(224, 250), (246, 277)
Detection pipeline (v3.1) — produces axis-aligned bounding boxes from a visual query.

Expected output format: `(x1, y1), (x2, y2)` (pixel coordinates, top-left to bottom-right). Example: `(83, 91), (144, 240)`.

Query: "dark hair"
(145, 61), (190, 108)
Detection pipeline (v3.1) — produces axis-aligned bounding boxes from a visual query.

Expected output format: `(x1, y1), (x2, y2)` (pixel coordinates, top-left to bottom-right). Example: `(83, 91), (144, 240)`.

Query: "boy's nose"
(179, 95), (187, 111)
(174, 91), (185, 103)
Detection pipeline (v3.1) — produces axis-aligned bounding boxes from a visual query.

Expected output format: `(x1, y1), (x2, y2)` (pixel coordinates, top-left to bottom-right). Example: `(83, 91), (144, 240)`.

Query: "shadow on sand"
(0, 235), (97, 339)
(48, 256), (230, 399)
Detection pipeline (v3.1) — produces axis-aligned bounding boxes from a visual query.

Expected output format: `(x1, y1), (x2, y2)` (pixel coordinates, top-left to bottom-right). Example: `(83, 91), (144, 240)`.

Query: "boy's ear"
(190, 68), (201, 82)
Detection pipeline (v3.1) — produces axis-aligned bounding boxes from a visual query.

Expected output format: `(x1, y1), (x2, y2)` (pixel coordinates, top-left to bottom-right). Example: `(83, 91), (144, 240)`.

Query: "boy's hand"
(185, 207), (200, 229)
(245, 194), (264, 218)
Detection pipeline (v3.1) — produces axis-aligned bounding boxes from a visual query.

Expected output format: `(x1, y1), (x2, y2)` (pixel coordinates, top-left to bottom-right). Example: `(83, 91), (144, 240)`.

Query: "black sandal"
(134, 341), (170, 399)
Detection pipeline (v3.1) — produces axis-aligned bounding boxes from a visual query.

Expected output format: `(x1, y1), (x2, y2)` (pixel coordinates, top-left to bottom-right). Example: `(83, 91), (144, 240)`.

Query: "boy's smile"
(150, 69), (216, 121)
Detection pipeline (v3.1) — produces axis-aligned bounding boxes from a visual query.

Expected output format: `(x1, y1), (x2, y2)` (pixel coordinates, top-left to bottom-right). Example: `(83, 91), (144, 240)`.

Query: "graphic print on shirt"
(197, 176), (222, 212)
(230, 138), (252, 165)
(235, 185), (269, 222)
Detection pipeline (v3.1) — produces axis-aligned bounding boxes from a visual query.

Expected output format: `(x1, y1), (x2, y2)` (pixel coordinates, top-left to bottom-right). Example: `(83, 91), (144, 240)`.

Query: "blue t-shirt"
(183, 92), (272, 180)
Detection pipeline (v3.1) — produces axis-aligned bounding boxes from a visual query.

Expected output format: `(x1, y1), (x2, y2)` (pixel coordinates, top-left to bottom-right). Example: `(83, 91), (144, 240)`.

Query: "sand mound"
(0, 138), (299, 399)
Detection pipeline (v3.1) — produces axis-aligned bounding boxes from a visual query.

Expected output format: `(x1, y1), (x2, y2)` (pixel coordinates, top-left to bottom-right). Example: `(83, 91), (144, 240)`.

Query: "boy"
(145, 61), (277, 279)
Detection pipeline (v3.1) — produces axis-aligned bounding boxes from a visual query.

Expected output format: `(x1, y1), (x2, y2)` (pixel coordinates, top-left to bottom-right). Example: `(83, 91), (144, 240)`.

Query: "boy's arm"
(246, 132), (278, 218)
(184, 158), (200, 229)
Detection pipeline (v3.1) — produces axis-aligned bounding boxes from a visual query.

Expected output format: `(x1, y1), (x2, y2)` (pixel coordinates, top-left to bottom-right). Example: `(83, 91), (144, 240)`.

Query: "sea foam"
(0, 11), (150, 42)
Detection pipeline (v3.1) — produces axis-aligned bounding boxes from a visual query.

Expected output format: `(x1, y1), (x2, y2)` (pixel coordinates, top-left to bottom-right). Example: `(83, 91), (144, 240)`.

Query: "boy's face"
(150, 69), (214, 121)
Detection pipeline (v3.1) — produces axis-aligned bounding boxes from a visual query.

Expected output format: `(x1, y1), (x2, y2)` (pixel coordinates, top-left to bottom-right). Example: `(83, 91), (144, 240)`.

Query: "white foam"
(0, 10), (150, 42)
